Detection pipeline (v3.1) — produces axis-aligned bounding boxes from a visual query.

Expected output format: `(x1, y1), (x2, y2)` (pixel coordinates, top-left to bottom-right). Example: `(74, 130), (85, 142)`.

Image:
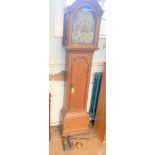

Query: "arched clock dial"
(72, 5), (96, 44)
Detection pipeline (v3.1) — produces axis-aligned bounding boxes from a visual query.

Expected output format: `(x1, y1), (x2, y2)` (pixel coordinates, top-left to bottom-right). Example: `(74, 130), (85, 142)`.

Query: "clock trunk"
(60, 51), (93, 136)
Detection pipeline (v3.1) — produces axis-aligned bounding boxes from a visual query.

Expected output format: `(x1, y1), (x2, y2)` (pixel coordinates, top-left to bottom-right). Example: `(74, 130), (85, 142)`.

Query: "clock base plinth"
(60, 110), (90, 136)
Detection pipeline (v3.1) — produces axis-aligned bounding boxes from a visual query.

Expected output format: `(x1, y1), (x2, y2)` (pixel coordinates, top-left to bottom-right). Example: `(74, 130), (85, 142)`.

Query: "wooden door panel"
(94, 64), (106, 143)
(69, 57), (89, 111)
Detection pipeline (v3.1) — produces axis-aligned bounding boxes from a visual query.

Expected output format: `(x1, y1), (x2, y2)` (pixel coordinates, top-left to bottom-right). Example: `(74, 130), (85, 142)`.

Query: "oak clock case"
(60, 0), (103, 136)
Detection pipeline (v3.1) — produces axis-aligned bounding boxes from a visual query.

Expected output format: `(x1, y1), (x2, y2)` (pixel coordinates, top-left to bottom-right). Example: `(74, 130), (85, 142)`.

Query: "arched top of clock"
(65, 0), (103, 17)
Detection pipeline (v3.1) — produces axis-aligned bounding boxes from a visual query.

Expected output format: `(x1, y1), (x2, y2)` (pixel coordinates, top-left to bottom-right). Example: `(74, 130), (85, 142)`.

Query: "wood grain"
(50, 126), (106, 155)
(94, 63), (106, 143)
(68, 52), (93, 112)
(60, 52), (93, 136)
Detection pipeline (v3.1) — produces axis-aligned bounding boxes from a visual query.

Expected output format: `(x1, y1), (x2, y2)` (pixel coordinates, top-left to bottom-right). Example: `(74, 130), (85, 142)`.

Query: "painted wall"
(49, 0), (106, 126)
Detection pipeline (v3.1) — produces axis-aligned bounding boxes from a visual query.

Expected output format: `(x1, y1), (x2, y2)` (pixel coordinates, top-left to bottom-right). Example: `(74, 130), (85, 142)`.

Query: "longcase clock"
(60, 0), (103, 136)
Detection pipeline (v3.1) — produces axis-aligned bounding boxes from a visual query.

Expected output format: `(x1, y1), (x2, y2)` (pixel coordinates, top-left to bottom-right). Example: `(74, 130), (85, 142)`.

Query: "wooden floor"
(49, 127), (106, 155)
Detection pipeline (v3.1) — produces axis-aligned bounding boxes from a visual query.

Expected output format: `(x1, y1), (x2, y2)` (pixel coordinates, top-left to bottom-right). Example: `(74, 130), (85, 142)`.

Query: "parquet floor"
(49, 127), (106, 155)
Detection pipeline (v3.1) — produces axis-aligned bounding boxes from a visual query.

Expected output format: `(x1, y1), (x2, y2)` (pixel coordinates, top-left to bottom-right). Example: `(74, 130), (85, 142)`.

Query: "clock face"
(72, 5), (96, 44)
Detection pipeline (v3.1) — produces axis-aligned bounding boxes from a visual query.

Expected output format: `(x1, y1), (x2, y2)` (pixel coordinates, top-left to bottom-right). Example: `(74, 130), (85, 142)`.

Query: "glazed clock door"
(72, 5), (96, 44)
(68, 53), (92, 112)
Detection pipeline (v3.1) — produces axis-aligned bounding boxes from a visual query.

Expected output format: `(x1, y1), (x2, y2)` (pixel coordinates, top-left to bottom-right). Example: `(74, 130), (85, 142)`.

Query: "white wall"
(49, 0), (106, 126)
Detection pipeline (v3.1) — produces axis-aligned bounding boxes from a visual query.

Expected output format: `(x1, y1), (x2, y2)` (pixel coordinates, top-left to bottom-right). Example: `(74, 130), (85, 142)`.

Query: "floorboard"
(49, 126), (106, 155)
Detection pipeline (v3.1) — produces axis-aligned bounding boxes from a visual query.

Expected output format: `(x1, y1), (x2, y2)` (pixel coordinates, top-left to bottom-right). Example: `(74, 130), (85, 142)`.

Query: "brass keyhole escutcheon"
(71, 84), (75, 94)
